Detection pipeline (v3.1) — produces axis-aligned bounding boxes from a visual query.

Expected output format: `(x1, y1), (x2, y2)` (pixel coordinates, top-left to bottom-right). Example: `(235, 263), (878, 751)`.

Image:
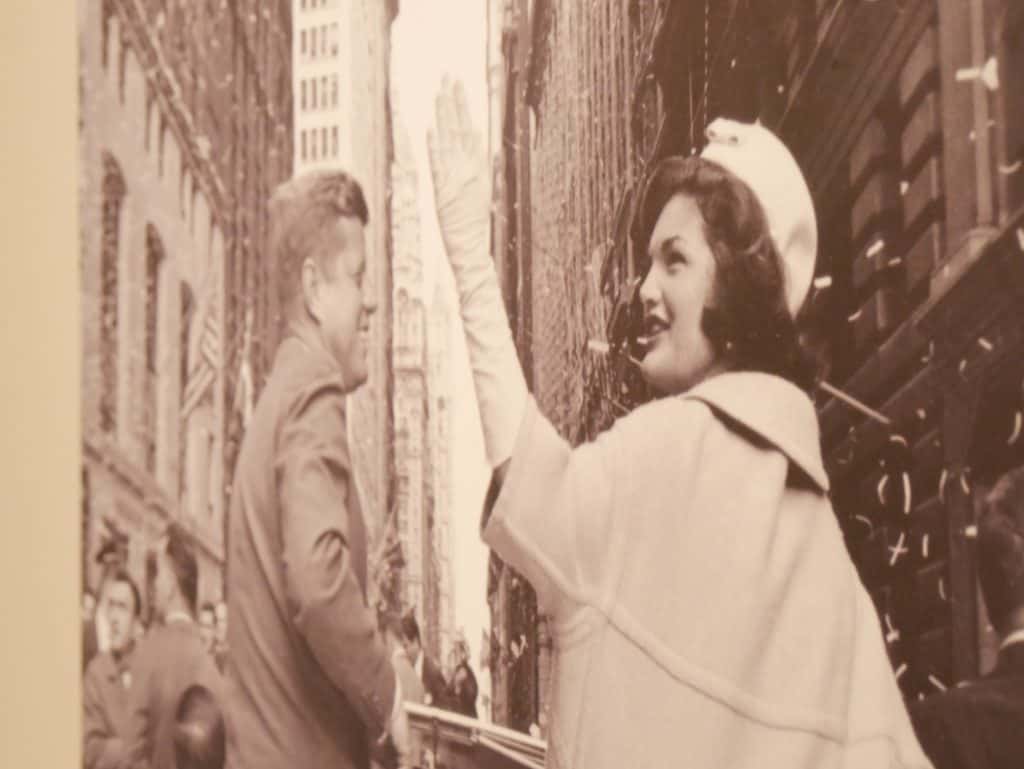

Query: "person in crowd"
(383, 613), (425, 706)
(83, 570), (141, 769)
(427, 77), (932, 768)
(449, 655), (478, 720)
(910, 465), (1024, 768)
(122, 522), (221, 769)
(172, 684), (225, 769)
(222, 169), (409, 769)
(198, 603), (217, 656)
(395, 613), (449, 710)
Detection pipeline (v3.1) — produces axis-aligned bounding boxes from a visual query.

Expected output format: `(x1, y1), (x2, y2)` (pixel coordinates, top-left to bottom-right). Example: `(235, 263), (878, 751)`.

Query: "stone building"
(79, 0), (292, 613)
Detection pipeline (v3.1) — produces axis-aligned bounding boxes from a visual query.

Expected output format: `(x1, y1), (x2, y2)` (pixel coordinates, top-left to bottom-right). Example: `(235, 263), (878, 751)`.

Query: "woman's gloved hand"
(427, 76), (527, 469)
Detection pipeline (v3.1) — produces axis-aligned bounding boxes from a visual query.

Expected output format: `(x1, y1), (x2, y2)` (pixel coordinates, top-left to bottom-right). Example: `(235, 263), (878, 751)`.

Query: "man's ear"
(300, 257), (322, 322)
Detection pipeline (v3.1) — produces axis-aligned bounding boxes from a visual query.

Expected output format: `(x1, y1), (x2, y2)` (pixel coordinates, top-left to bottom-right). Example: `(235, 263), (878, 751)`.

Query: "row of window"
(300, 0), (338, 10)
(300, 22), (340, 60)
(300, 75), (339, 112)
(98, 152), (204, 489)
(300, 125), (341, 163)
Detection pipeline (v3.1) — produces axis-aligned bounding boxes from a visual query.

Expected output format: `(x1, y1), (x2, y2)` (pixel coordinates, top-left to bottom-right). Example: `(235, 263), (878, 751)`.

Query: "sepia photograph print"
(73, 1), (1024, 768)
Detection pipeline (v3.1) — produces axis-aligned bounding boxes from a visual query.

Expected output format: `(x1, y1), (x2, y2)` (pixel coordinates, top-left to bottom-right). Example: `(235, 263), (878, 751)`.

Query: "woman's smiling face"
(637, 193), (723, 395)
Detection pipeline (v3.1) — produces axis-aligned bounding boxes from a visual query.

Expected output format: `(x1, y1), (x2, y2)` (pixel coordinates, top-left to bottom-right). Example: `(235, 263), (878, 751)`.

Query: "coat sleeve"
(276, 379), (396, 738)
(482, 396), (624, 616)
(82, 661), (124, 769)
(482, 397), (713, 618)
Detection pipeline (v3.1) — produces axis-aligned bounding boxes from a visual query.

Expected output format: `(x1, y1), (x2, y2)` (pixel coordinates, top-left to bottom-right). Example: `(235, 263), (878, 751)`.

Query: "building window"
(332, 126), (338, 157)
(179, 281), (193, 494)
(330, 23), (339, 57)
(322, 25), (328, 57)
(322, 127), (327, 158)
(143, 225), (164, 474)
(301, 79), (307, 111)
(311, 78), (317, 109)
(300, 28), (306, 57)
(312, 129), (318, 160)
(321, 76), (328, 110)
(331, 75), (338, 108)
(99, 153), (125, 433)
(301, 130), (307, 161)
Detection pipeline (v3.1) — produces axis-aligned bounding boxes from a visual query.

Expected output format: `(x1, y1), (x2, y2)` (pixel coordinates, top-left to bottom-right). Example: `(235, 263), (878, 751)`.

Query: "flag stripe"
(181, 364), (216, 420)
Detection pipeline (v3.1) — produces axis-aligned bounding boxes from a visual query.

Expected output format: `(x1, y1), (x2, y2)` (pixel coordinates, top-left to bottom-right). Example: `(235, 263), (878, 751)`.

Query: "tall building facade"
(426, 282), (456, 666)
(79, 0), (292, 612)
(390, 119), (427, 624)
(291, 0), (399, 548)
(388, 108), (456, 662)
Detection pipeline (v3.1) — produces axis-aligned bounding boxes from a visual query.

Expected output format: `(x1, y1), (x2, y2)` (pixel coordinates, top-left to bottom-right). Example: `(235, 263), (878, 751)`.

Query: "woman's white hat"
(700, 117), (818, 317)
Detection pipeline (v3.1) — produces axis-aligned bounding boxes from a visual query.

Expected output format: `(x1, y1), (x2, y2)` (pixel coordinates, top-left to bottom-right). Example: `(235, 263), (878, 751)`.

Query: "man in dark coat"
(83, 571), (141, 769)
(122, 523), (221, 769)
(911, 466), (1024, 769)
(396, 613), (449, 710)
(222, 170), (408, 769)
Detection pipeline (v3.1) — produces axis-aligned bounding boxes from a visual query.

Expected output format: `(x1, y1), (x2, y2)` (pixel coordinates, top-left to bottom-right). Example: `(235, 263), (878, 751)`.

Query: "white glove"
(427, 77), (528, 468)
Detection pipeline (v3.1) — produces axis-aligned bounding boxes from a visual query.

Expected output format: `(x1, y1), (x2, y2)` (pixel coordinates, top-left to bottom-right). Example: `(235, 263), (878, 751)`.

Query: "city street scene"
(78, 1), (1023, 768)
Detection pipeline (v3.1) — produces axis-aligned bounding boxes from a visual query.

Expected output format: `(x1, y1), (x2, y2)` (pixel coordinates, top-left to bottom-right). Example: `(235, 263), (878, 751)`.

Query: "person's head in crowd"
(632, 118), (819, 396)
(269, 170), (377, 392)
(149, 522), (199, 622)
(214, 601), (228, 646)
(99, 569), (141, 656)
(173, 684), (225, 769)
(198, 602), (216, 653)
(82, 590), (97, 623)
(977, 466), (1024, 639)
(397, 613), (423, 666)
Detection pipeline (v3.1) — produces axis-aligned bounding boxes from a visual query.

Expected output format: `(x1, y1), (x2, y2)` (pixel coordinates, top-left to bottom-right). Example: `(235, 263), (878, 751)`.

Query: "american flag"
(181, 305), (219, 420)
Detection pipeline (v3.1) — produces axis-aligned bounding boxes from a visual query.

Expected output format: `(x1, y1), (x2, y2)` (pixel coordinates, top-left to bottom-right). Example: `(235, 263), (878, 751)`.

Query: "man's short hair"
(164, 522), (199, 616)
(173, 684), (225, 769)
(100, 569), (142, 617)
(977, 466), (1024, 634)
(268, 170), (369, 314)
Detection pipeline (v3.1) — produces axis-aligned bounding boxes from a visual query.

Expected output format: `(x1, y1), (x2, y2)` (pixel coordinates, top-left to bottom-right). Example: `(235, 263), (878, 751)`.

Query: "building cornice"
(112, 0), (232, 223)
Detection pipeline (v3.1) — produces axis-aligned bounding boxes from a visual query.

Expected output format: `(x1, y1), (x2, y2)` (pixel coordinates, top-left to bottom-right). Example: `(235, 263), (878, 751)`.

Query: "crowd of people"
(81, 76), (1024, 769)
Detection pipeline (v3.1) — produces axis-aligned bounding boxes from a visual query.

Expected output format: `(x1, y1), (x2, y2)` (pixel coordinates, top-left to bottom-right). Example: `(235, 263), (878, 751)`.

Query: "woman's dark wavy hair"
(632, 155), (819, 392)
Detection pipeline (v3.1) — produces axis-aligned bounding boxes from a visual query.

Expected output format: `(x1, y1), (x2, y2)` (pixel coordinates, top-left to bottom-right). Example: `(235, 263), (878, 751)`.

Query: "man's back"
(124, 622), (219, 769)
(223, 332), (395, 769)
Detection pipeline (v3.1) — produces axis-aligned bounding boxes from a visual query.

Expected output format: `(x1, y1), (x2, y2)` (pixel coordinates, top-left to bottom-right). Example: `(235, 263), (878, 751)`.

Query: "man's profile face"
(311, 217), (375, 390)
(102, 580), (137, 653)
